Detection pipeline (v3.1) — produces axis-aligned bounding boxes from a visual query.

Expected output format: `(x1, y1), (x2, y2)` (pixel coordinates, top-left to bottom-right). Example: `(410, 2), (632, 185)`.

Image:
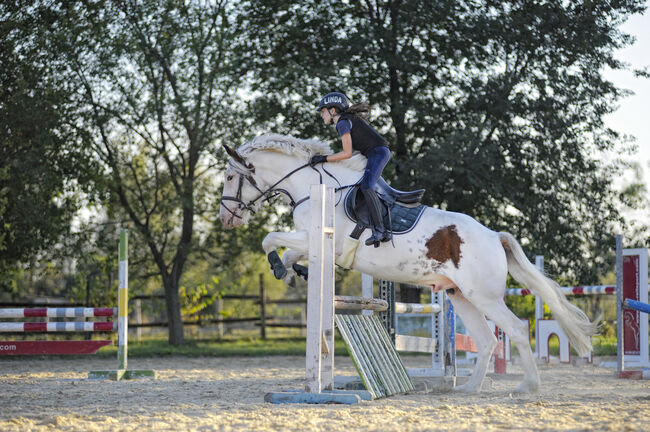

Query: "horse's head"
(219, 144), (261, 229)
(219, 133), (363, 229)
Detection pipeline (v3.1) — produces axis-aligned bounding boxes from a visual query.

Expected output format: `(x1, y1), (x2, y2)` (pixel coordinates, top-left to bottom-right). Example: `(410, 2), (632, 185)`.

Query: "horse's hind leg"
(482, 299), (540, 393)
(448, 289), (497, 392)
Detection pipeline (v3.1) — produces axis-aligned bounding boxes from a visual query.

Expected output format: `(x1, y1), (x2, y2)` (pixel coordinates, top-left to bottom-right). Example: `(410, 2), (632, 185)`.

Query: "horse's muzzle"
(219, 206), (243, 229)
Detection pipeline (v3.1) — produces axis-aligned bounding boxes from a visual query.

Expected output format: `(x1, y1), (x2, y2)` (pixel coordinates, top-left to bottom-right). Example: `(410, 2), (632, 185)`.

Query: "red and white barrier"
(0, 322), (116, 332)
(505, 285), (620, 296)
(0, 308), (116, 319)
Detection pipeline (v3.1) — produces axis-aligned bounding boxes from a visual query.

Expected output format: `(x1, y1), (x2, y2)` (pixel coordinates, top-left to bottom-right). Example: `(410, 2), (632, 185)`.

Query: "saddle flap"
(344, 187), (427, 235)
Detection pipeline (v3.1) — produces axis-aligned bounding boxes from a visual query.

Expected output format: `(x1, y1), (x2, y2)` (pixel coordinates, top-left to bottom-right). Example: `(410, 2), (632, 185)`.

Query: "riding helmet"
(316, 92), (350, 112)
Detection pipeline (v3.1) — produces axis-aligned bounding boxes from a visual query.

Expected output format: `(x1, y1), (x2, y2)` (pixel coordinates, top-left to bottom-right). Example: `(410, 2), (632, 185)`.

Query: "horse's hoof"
(273, 265), (287, 280)
(513, 380), (539, 394)
(267, 251), (288, 280)
(292, 263), (308, 281)
(453, 383), (480, 393)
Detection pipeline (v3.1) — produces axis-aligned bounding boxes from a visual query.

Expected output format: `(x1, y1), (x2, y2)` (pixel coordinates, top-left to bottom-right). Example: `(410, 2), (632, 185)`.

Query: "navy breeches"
(360, 146), (391, 191)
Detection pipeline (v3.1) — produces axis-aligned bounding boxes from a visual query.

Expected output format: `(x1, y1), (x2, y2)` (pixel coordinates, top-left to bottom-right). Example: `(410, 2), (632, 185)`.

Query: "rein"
(220, 160), (347, 222)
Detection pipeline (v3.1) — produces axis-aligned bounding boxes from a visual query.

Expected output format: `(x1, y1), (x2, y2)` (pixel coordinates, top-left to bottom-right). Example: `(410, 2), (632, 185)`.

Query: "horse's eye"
(227, 175), (233, 181)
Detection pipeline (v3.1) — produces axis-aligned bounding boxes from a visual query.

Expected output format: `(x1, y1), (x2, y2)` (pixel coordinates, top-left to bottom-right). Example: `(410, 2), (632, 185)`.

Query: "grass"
(104, 334), (618, 358)
(88, 336), (350, 358)
(515, 335), (617, 357)
(0, 334), (619, 359)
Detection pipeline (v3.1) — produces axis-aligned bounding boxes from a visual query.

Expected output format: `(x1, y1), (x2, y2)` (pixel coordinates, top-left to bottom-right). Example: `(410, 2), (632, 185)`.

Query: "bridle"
(220, 161), (315, 224)
(220, 157), (348, 225)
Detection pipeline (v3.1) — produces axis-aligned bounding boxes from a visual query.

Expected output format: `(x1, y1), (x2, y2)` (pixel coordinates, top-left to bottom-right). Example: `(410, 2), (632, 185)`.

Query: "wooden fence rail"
(1, 274), (307, 339)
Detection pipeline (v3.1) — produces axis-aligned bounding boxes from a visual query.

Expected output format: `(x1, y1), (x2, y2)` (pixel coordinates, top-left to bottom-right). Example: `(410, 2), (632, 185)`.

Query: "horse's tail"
(499, 232), (598, 357)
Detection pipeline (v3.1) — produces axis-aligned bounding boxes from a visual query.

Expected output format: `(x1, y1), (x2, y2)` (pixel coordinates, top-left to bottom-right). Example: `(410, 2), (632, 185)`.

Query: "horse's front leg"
(262, 231), (308, 280)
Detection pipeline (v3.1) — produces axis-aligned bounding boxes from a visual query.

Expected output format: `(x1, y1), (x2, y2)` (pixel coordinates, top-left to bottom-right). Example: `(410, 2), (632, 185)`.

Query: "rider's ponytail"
(343, 103), (371, 122)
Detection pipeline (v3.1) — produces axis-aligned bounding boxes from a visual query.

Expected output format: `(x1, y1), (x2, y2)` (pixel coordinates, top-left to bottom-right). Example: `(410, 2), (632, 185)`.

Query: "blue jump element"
(624, 299), (650, 314)
(264, 389), (372, 404)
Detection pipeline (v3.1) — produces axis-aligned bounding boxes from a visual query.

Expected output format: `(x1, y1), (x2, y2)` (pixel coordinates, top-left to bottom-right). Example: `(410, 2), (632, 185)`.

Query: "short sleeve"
(336, 119), (352, 137)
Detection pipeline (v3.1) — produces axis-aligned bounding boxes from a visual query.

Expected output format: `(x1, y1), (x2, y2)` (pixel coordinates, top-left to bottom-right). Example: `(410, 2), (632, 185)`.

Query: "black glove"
(310, 154), (328, 165)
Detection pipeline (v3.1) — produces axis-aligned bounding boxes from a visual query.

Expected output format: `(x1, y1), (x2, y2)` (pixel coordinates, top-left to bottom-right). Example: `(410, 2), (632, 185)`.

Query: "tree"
(0, 4), (97, 287)
(237, 0), (647, 282)
(47, 0), (247, 344)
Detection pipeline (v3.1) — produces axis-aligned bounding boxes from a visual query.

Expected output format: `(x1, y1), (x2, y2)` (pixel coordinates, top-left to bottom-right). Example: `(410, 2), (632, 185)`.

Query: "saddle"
(344, 178), (426, 238)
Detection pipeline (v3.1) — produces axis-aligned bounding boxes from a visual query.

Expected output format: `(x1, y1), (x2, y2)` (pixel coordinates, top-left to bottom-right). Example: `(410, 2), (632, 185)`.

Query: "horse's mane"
(237, 133), (367, 172)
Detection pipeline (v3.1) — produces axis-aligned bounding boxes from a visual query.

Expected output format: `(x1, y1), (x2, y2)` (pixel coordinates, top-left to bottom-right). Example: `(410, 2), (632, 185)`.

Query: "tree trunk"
(387, 1), (407, 169)
(162, 273), (185, 345)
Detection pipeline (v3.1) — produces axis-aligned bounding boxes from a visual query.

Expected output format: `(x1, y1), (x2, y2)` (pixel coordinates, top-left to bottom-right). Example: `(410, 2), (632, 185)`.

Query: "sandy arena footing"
(1, 355), (649, 431)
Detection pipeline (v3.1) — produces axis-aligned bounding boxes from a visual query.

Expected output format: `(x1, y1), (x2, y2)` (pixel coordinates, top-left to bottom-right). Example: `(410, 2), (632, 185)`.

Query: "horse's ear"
(223, 144), (240, 161)
(223, 144), (255, 172)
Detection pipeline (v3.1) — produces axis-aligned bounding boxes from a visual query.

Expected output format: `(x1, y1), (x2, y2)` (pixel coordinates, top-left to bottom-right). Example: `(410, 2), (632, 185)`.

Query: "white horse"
(219, 133), (597, 393)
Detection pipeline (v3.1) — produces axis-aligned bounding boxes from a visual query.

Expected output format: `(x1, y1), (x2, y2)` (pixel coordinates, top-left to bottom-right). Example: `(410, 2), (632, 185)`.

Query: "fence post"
(85, 275), (91, 340)
(215, 298), (224, 339)
(259, 273), (266, 340)
(134, 299), (142, 342)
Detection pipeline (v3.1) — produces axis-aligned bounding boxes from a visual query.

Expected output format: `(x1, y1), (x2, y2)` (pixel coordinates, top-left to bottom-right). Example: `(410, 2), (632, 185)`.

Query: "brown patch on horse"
(425, 225), (464, 268)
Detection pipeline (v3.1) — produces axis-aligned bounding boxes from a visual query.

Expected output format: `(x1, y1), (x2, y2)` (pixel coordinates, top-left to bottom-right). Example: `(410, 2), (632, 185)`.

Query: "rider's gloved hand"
(309, 154), (328, 165)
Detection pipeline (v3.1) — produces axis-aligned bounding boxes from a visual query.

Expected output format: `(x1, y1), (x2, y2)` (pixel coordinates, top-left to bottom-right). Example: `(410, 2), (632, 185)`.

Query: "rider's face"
(320, 108), (336, 125)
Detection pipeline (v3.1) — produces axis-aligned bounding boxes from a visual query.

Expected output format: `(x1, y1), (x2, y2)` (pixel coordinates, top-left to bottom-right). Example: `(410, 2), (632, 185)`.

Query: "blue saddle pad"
(343, 187), (426, 235)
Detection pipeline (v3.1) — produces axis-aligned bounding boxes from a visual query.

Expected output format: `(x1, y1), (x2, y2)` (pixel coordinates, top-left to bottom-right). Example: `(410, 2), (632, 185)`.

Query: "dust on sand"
(1, 355), (648, 431)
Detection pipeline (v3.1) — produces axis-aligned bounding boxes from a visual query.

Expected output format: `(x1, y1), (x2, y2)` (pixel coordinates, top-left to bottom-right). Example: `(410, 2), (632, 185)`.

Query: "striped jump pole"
(0, 308), (117, 318)
(505, 285), (623, 296)
(0, 322), (115, 332)
(89, 229), (154, 381)
(394, 302), (441, 315)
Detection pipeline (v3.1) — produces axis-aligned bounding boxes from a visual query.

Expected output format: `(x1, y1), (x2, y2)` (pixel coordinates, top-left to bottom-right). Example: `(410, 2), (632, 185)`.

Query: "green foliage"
(209, 252), (290, 319)
(3, 1), (649, 347)
(0, 3), (98, 283)
(505, 295), (536, 321)
(29, 0), (258, 343)
(66, 226), (122, 308)
(237, 0), (648, 283)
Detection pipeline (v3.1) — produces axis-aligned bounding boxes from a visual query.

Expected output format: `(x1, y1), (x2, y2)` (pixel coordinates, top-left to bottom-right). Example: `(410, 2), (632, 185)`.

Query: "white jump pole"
(266, 185), (368, 403)
(361, 274), (374, 316)
(305, 184), (336, 393)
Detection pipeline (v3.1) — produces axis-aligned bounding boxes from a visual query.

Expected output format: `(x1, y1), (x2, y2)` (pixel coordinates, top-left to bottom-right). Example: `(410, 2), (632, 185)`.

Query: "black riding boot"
(362, 188), (391, 247)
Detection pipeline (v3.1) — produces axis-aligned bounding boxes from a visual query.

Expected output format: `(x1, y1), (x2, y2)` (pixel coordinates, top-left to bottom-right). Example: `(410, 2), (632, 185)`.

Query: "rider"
(311, 91), (392, 247)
